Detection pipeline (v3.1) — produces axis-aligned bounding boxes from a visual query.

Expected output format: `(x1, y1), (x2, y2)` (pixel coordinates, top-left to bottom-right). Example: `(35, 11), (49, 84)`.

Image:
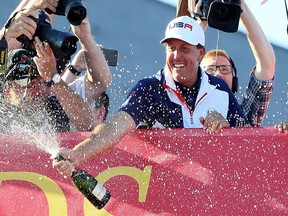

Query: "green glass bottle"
(57, 154), (111, 210)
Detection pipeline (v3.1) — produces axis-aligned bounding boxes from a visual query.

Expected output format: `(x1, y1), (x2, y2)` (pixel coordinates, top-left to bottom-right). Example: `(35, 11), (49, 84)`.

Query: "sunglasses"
(95, 93), (109, 109)
(7, 61), (39, 87)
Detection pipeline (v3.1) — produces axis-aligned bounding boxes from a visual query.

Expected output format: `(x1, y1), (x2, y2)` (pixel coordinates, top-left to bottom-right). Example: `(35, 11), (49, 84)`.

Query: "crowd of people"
(0, 0), (286, 177)
(0, 0), (111, 132)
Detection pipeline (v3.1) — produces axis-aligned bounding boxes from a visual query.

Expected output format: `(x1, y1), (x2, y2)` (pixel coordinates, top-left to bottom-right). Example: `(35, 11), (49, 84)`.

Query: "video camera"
(197, 0), (242, 33)
(45, 0), (87, 26)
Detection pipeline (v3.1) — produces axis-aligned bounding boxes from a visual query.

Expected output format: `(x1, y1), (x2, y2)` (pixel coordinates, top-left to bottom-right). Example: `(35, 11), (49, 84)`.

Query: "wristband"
(68, 64), (81, 76)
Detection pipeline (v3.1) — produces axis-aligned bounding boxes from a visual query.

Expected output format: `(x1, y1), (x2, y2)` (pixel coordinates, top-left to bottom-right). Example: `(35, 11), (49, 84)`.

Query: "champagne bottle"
(56, 154), (111, 210)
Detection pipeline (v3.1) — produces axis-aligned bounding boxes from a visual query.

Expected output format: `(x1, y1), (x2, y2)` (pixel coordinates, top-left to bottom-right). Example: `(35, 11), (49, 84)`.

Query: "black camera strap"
(189, 11), (207, 21)
(285, 0), (288, 35)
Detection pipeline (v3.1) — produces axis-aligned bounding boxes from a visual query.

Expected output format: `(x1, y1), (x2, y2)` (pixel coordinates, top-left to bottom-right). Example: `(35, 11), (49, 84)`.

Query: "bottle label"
(92, 183), (107, 201)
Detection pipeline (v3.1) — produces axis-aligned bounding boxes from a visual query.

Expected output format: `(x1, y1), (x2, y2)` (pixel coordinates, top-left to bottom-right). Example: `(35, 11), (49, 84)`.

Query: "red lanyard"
(163, 83), (208, 117)
(163, 84), (193, 116)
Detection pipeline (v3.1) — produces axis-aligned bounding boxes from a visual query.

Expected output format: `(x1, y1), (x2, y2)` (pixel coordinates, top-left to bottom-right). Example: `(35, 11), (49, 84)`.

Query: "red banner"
(0, 127), (287, 215)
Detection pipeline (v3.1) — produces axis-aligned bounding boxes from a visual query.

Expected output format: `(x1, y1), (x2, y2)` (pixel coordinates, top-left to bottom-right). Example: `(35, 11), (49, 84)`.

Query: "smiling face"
(165, 39), (205, 88)
(200, 51), (234, 90)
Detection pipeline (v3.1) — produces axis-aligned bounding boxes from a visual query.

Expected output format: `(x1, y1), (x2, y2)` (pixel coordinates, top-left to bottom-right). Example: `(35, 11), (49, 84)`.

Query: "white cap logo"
(160, 16), (205, 46)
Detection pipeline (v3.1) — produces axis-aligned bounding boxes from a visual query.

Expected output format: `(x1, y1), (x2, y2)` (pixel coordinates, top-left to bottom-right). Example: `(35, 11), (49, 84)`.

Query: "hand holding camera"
(16, 10), (78, 60)
(4, 9), (39, 42)
(25, 0), (58, 13)
(45, 0), (87, 26)
(194, 0), (242, 33)
(8, 0), (118, 71)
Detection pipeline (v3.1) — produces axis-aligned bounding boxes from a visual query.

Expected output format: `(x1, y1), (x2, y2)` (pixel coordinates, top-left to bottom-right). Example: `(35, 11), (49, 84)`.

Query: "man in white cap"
(53, 16), (248, 175)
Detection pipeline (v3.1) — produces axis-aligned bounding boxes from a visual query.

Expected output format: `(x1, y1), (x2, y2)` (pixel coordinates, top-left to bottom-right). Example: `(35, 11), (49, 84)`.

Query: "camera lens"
(67, 7), (86, 25)
(65, 1), (87, 26)
(214, 6), (231, 22)
(207, 0), (242, 33)
(61, 38), (77, 57)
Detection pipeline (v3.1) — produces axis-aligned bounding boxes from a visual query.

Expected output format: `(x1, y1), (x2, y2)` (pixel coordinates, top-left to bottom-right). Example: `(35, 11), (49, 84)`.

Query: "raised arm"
(240, 0), (275, 81)
(33, 36), (94, 131)
(70, 16), (112, 102)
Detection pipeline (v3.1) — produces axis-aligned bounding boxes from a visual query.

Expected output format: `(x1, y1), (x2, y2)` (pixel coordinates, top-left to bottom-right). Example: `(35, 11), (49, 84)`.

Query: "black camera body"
(198, 0), (242, 33)
(46, 0), (87, 26)
(17, 10), (78, 60)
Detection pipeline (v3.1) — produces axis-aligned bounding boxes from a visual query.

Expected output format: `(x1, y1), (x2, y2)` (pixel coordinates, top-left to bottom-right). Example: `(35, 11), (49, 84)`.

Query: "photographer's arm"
(50, 80), (95, 131)
(71, 17), (112, 102)
(6, 0), (57, 50)
(61, 49), (86, 84)
(240, 0), (275, 80)
(33, 37), (95, 131)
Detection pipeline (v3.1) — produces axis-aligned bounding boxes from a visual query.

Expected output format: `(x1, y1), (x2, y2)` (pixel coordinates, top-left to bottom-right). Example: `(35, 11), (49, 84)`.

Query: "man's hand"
(176, 0), (208, 31)
(26, 0), (59, 13)
(33, 36), (57, 81)
(70, 16), (92, 42)
(199, 110), (230, 134)
(52, 147), (77, 177)
(4, 9), (38, 42)
(274, 121), (288, 134)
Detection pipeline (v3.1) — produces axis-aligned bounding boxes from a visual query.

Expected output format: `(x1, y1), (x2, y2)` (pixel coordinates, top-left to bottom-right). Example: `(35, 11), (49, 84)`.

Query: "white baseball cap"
(160, 16), (205, 46)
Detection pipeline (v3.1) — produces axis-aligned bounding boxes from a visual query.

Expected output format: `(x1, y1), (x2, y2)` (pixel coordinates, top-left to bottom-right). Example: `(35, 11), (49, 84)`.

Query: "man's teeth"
(174, 64), (185, 68)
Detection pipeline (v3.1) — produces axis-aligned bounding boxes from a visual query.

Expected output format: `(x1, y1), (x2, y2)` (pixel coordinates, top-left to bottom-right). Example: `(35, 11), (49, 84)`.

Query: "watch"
(46, 73), (62, 87)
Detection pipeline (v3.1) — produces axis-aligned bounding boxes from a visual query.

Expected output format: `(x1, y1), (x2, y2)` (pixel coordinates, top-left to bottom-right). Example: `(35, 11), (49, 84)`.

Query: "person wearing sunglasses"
(0, 10), (96, 133)
(1, 39), (96, 133)
(61, 47), (111, 130)
(93, 92), (109, 126)
(60, 16), (112, 130)
(180, 0), (275, 127)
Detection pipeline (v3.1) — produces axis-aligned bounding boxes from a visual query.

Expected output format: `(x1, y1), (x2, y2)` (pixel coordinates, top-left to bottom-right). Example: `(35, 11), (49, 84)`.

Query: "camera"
(17, 10), (78, 60)
(45, 0), (87, 26)
(197, 0), (242, 33)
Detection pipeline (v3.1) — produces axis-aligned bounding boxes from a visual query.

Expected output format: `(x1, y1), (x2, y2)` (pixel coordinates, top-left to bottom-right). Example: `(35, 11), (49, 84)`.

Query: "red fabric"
(0, 127), (287, 215)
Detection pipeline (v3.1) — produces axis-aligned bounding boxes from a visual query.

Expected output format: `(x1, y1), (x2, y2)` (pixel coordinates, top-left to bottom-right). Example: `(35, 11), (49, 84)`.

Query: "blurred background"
(2, 0), (287, 126)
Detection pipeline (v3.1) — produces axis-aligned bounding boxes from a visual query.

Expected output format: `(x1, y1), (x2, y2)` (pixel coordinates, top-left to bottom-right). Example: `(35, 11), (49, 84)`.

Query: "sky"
(158, 0), (288, 50)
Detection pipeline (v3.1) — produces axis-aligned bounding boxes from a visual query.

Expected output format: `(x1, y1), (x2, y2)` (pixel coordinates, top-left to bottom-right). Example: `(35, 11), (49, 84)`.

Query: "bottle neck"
(71, 167), (80, 177)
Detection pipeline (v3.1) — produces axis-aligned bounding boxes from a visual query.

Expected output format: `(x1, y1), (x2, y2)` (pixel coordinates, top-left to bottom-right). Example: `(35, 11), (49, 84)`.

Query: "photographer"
(178, 0), (275, 127)
(60, 15), (112, 129)
(0, 3), (98, 132)
(1, 36), (94, 132)
(62, 48), (111, 128)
